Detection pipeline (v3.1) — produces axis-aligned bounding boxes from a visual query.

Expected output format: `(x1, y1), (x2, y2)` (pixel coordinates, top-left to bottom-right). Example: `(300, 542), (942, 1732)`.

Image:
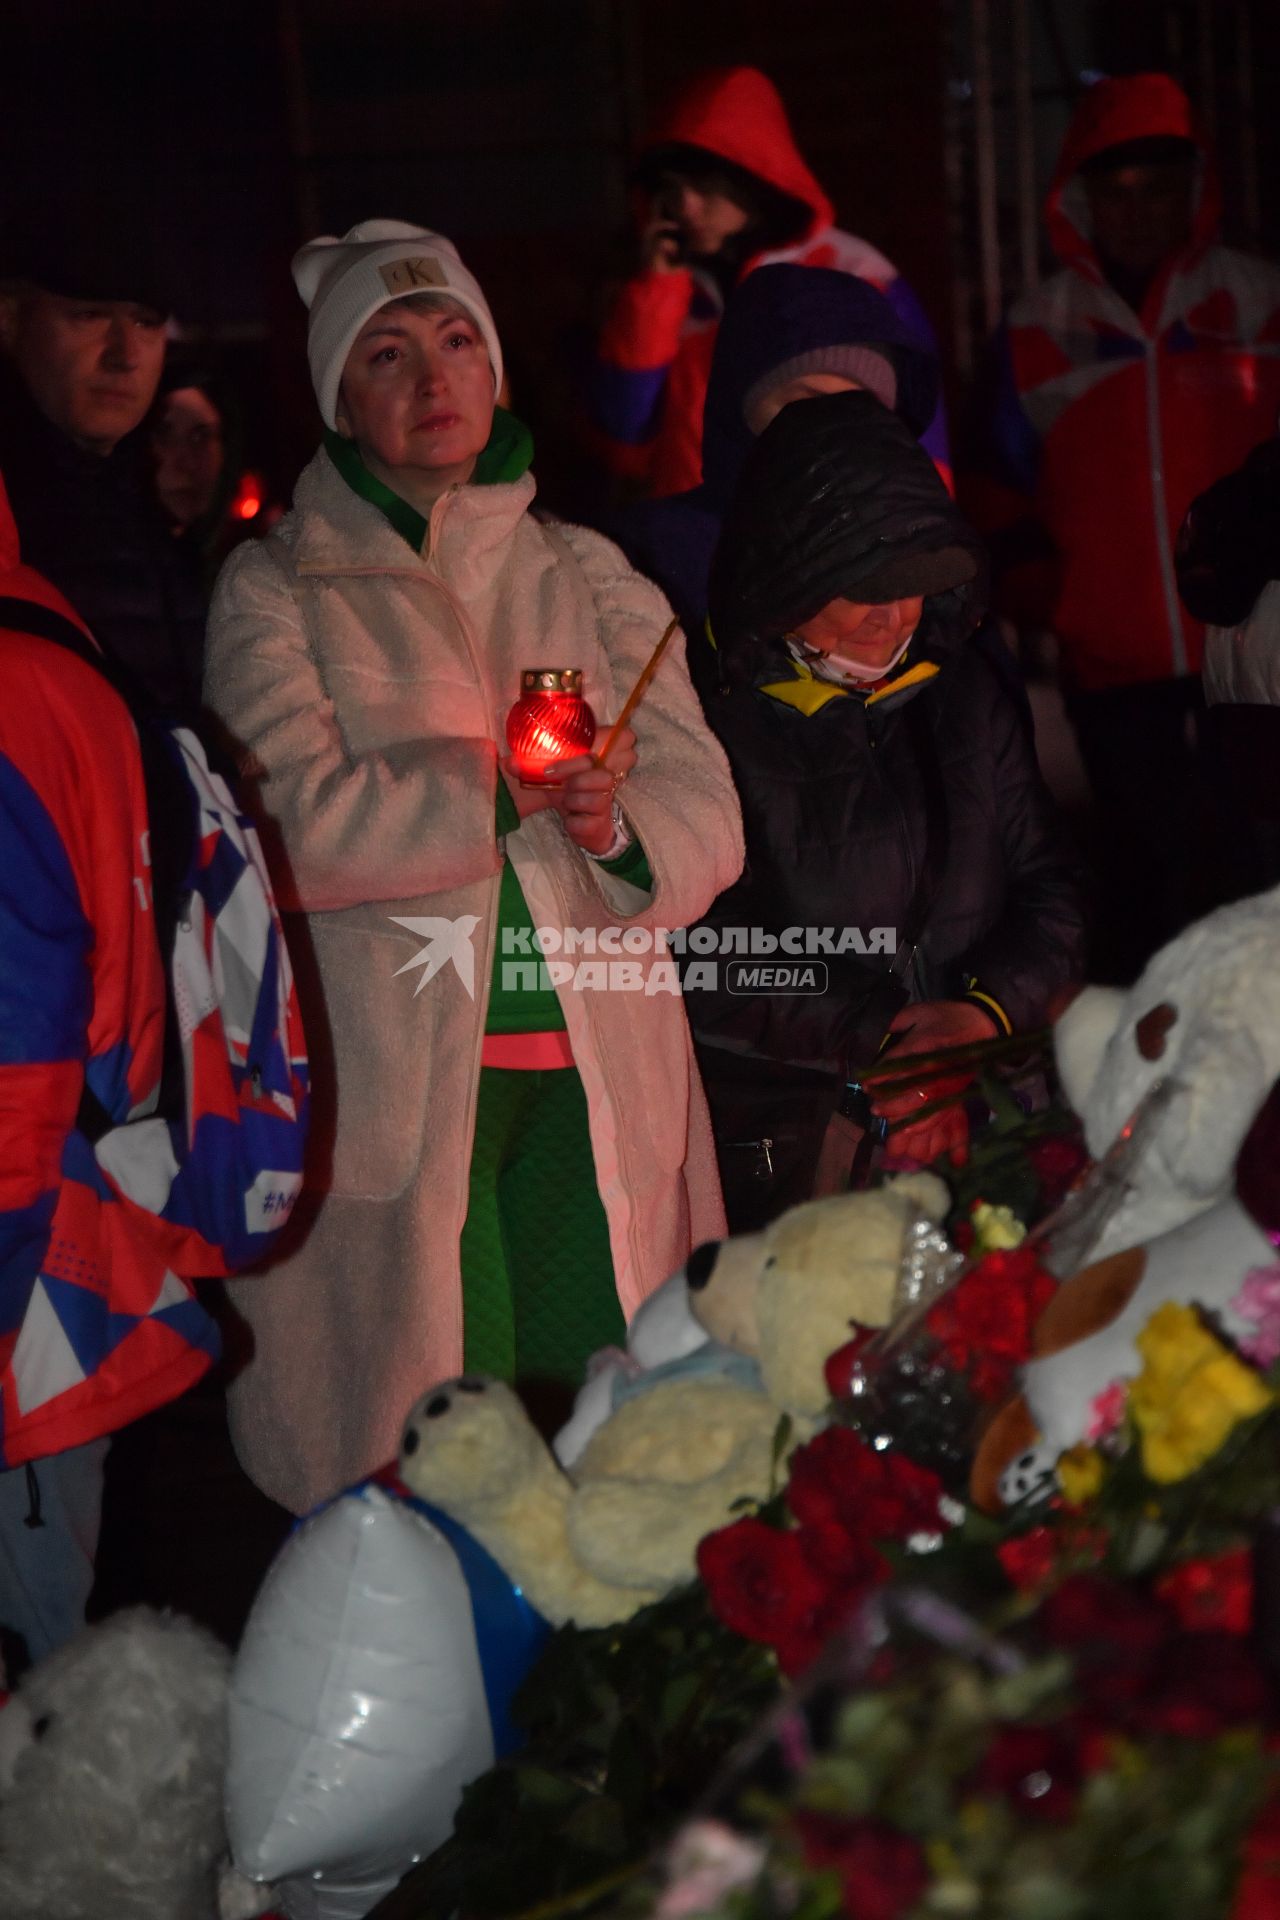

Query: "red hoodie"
(981, 74), (1280, 691)
(591, 66), (943, 496)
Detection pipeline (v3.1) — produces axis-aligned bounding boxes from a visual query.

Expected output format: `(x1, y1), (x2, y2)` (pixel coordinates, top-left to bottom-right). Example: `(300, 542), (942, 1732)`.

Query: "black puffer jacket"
(0, 372), (206, 719)
(692, 392), (1087, 1223)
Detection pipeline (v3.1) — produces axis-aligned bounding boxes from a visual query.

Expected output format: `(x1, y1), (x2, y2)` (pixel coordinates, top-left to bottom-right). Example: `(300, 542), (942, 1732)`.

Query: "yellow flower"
(1057, 1444), (1106, 1505)
(971, 1202), (1027, 1253)
(1129, 1302), (1273, 1483)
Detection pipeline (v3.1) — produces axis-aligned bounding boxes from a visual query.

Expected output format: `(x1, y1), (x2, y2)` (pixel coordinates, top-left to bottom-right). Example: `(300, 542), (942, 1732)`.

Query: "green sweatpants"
(460, 1064), (624, 1382)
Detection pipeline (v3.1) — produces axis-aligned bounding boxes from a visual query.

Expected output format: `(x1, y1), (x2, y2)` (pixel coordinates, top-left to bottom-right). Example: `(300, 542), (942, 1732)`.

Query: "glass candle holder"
(506, 668), (597, 787)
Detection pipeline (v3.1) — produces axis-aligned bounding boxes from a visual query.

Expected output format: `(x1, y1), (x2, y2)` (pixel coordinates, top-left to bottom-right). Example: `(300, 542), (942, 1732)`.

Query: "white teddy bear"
(1055, 882), (1280, 1258)
(0, 1607), (271, 1920)
(973, 887), (1280, 1507)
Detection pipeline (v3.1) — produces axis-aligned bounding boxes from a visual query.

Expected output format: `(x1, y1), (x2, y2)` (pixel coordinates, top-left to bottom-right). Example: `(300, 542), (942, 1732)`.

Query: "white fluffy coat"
(205, 449), (743, 1511)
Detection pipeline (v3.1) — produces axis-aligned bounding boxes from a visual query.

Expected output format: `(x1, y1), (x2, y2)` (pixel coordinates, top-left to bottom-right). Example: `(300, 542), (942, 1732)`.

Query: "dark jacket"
(0, 370), (206, 719)
(605, 264), (938, 650)
(692, 392), (1086, 1221)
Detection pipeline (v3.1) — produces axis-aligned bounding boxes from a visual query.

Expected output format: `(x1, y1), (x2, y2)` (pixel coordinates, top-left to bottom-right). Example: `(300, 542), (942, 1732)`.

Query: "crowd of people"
(2, 63), (1279, 1668)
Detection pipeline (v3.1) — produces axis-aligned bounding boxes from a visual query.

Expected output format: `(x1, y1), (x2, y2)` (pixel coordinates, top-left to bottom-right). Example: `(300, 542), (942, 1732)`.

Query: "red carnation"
(1156, 1548), (1253, 1636)
(794, 1812), (929, 1920)
(925, 1248), (1056, 1401)
(697, 1518), (830, 1651)
(787, 1427), (946, 1544)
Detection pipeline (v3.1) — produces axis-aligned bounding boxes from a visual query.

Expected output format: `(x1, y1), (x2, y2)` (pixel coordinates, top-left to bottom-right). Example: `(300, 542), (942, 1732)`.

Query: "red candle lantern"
(506, 668), (597, 787)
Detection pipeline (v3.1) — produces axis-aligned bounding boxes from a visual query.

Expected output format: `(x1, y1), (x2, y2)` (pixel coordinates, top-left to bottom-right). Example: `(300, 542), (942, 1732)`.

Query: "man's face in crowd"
(0, 289), (167, 454)
(653, 168), (753, 259)
(1084, 159), (1196, 279)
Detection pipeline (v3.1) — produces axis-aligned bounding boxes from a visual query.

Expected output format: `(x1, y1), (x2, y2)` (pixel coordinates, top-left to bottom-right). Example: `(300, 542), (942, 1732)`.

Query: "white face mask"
(787, 630), (915, 687)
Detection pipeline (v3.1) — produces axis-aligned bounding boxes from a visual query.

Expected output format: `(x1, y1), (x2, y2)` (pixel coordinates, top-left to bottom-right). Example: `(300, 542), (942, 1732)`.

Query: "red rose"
(1156, 1548), (1254, 1636)
(1041, 1576), (1170, 1707)
(797, 1516), (890, 1588)
(997, 1527), (1060, 1592)
(697, 1518), (832, 1650)
(824, 1329), (877, 1401)
(1136, 1633), (1270, 1739)
(997, 1521), (1107, 1592)
(1029, 1133), (1090, 1208)
(1230, 1796), (1280, 1920)
(787, 1427), (946, 1545)
(795, 1812), (929, 1920)
(924, 1248), (1056, 1401)
(973, 1721), (1080, 1822)
(1043, 1575), (1169, 1654)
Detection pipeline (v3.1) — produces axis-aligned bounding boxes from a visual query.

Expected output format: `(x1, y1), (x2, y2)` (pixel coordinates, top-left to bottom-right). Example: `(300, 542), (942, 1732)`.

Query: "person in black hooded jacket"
(690, 389), (1086, 1229)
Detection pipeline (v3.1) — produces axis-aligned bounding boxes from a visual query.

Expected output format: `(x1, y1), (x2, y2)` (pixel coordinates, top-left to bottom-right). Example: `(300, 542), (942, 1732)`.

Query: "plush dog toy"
(400, 1176), (951, 1620)
(0, 1607), (270, 1920)
(971, 888), (1280, 1511)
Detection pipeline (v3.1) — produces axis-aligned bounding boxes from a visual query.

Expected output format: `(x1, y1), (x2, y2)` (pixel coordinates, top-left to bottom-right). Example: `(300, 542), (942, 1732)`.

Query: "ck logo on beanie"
(380, 256), (448, 296)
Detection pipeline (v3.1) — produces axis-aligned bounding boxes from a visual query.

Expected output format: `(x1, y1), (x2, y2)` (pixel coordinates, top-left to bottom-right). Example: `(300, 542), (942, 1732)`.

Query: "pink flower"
(1231, 1265), (1280, 1368)
(1085, 1380), (1128, 1442)
(656, 1820), (766, 1919)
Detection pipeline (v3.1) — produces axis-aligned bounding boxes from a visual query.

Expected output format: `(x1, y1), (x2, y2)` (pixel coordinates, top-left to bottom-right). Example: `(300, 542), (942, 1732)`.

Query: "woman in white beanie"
(204, 221), (743, 1514)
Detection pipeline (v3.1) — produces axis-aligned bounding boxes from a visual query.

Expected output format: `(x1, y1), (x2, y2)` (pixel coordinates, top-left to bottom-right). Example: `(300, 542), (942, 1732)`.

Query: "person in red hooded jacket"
(971, 73), (1280, 978)
(0, 471), (227, 1662)
(589, 65), (948, 498)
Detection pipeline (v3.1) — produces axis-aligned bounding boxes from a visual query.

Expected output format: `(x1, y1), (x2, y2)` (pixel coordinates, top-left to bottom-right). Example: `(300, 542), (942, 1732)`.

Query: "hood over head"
(700, 264), (940, 505)
(1045, 73), (1217, 280)
(0, 468), (92, 635)
(709, 389), (985, 674)
(634, 67), (832, 251)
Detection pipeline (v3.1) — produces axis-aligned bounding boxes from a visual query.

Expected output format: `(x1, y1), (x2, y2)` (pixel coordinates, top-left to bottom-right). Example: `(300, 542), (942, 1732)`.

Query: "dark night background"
(5, 0), (1278, 514)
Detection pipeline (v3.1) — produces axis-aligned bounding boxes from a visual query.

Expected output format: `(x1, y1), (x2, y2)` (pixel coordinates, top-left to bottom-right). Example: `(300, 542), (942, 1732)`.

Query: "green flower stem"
(852, 1030), (1051, 1093)
(499, 1862), (644, 1920)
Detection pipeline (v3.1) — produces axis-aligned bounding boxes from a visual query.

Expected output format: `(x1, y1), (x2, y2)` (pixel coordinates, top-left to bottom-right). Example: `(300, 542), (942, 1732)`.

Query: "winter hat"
(711, 388), (983, 646)
(291, 219), (503, 430)
(700, 265), (939, 506)
(743, 344), (898, 425)
(2, 193), (177, 318)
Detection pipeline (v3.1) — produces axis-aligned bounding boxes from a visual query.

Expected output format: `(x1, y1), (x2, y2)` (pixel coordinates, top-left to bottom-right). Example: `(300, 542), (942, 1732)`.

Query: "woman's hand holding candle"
(500, 725), (638, 855)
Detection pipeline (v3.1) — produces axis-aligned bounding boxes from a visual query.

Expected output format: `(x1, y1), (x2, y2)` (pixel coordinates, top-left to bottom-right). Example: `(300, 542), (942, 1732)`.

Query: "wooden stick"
(594, 616), (680, 769)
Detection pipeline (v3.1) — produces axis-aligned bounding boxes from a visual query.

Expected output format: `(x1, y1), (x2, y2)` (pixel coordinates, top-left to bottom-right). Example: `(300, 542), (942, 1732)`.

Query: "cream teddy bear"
(399, 1175), (950, 1624)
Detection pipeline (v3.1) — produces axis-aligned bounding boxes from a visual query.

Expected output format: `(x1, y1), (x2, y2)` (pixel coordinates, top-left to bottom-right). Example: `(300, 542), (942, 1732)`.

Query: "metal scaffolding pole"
(971, 0), (1003, 337)
(1012, 0), (1039, 296)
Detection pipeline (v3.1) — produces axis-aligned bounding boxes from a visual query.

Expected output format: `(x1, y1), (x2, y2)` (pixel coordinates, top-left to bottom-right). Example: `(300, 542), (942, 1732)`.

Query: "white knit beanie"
(291, 219), (504, 430)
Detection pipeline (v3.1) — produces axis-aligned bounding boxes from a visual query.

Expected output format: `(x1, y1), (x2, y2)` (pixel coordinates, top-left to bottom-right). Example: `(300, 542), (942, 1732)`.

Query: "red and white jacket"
(974, 73), (1280, 693)
(0, 476), (219, 1466)
(590, 65), (948, 498)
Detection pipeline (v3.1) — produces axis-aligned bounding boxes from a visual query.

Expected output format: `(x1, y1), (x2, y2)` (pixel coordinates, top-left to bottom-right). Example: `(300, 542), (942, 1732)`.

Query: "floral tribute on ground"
(376, 1062), (1280, 1920)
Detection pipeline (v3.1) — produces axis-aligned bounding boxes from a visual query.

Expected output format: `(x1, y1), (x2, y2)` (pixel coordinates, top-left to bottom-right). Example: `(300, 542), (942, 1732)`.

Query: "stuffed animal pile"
(397, 1174), (950, 1626)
